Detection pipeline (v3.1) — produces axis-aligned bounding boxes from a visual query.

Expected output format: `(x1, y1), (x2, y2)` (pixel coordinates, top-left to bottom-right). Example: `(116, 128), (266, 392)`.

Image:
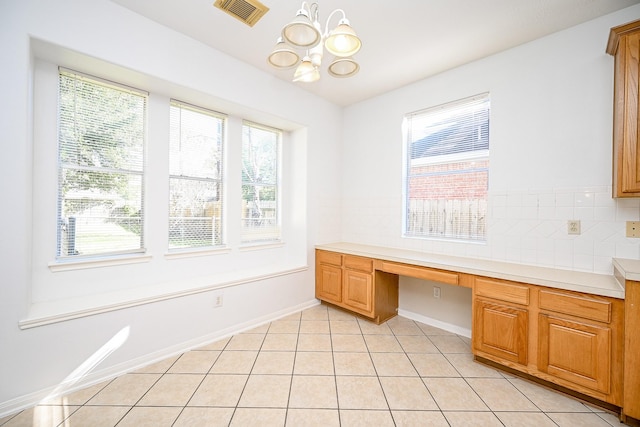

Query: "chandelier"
(267, 2), (362, 83)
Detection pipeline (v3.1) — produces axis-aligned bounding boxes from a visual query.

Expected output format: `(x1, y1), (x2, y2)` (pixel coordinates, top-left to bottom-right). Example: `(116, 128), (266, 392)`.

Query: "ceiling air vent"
(214, 0), (269, 27)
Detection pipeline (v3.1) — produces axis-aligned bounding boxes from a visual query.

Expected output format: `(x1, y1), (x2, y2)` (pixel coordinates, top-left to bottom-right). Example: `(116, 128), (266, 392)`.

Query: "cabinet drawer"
(539, 290), (611, 324)
(344, 255), (373, 272)
(475, 278), (530, 306)
(317, 250), (342, 267)
(379, 261), (458, 285)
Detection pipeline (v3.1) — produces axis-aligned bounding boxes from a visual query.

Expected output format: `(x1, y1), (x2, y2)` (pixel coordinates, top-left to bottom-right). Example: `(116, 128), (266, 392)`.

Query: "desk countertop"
(316, 242), (627, 299)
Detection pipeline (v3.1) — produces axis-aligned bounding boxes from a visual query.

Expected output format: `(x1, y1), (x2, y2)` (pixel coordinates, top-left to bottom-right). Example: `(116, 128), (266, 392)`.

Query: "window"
(57, 69), (147, 258)
(169, 101), (225, 250)
(403, 93), (490, 241)
(241, 122), (281, 243)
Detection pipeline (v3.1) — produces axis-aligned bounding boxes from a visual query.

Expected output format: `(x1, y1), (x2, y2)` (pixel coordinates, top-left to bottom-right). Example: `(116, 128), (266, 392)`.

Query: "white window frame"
(240, 121), (282, 244)
(56, 68), (148, 260)
(402, 93), (490, 242)
(168, 100), (226, 251)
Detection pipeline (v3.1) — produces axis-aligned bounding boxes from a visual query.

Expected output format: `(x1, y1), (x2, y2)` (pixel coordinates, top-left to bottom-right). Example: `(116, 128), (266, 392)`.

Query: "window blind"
(169, 101), (225, 250)
(407, 94), (489, 160)
(57, 69), (147, 258)
(241, 121), (281, 243)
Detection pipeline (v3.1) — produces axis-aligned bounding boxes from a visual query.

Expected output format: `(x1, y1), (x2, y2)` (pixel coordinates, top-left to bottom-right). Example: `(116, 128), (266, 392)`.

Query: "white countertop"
(316, 242), (626, 299)
(612, 257), (640, 282)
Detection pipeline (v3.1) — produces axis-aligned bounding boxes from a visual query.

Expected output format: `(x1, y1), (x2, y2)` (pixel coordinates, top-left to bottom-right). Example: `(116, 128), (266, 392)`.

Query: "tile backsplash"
(341, 186), (640, 275)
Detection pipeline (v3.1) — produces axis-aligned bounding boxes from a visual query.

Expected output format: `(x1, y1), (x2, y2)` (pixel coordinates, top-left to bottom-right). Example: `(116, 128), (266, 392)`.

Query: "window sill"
(48, 254), (152, 272)
(239, 241), (284, 251)
(20, 263), (308, 329)
(165, 246), (231, 260)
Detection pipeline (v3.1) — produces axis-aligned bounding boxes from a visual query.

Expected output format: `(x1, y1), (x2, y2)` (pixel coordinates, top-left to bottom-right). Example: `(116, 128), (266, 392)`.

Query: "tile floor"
(0, 304), (623, 426)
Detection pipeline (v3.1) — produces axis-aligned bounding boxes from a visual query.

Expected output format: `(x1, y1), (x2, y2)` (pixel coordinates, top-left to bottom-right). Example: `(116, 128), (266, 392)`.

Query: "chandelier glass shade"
(267, 1), (361, 81)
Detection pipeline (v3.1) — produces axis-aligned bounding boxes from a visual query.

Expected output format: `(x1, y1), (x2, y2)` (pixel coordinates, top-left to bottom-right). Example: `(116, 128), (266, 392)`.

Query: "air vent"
(214, 0), (269, 27)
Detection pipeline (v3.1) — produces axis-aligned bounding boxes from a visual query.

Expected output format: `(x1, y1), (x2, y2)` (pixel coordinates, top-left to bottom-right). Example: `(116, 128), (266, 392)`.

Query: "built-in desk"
(315, 242), (639, 425)
(316, 242), (624, 298)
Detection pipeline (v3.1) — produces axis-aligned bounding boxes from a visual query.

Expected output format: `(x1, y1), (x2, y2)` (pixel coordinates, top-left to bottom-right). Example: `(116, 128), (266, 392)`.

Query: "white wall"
(4, 0), (640, 415)
(0, 0), (343, 413)
(341, 5), (640, 330)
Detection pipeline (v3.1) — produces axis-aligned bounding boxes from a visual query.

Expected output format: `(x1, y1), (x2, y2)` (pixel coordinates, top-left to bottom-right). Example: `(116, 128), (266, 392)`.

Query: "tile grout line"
(282, 310), (303, 426)
(169, 338), (229, 427)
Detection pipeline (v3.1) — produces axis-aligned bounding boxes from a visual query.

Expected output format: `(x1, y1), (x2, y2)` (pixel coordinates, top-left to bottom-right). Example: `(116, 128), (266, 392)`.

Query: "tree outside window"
(57, 70), (146, 258)
(241, 122), (281, 243)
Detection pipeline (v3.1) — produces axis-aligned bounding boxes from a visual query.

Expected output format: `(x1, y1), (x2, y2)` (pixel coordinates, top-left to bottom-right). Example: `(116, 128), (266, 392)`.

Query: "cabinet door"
(473, 299), (528, 365)
(316, 264), (342, 304)
(538, 314), (611, 394)
(611, 26), (640, 196)
(343, 269), (373, 316)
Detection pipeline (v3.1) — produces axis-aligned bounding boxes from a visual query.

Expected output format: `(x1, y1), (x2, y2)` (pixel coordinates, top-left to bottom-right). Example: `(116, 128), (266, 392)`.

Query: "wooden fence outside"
(407, 198), (487, 240)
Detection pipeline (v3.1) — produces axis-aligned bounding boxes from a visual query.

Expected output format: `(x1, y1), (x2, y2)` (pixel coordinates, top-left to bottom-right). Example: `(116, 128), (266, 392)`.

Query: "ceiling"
(111, 0), (639, 106)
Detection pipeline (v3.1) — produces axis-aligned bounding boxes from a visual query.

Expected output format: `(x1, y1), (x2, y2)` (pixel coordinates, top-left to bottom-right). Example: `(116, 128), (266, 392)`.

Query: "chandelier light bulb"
(324, 21), (361, 57)
(293, 56), (320, 82)
(268, 2), (361, 82)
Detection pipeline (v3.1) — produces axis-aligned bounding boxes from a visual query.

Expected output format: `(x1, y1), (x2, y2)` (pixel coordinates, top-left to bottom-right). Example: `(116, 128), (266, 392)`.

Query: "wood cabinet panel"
(538, 314), (611, 394)
(378, 261), (459, 285)
(473, 299), (528, 365)
(623, 279), (640, 421)
(343, 269), (373, 315)
(539, 290), (611, 323)
(475, 278), (530, 306)
(316, 264), (342, 303)
(344, 255), (373, 272)
(608, 19), (640, 197)
(317, 250), (342, 266)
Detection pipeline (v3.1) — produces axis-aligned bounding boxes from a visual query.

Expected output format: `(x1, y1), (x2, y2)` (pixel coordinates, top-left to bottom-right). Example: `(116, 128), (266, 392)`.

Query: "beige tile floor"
(0, 305), (623, 426)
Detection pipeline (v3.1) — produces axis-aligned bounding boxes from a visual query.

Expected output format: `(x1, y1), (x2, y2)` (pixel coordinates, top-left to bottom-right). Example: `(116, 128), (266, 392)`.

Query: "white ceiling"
(111, 0), (639, 106)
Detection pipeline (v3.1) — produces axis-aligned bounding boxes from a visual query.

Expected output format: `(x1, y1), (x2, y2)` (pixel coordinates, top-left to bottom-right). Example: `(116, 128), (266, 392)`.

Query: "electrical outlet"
(626, 221), (640, 238)
(567, 220), (581, 235)
(214, 293), (224, 308)
(433, 286), (441, 299)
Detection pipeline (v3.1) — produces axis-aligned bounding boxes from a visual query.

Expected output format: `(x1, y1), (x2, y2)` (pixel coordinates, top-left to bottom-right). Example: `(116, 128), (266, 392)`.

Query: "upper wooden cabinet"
(608, 19), (640, 197)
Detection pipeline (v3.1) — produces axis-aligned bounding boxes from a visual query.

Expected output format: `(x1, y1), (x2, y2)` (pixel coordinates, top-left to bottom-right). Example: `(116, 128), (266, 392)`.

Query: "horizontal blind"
(57, 69), (147, 258)
(241, 121), (281, 243)
(169, 101), (225, 250)
(407, 93), (489, 160)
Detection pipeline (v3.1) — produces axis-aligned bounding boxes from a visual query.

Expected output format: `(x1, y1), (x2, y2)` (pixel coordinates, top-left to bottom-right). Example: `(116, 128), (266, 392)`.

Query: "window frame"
(402, 93), (490, 242)
(56, 68), (148, 260)
(168, 100), (226, 252)
(240, 120), (282, 245)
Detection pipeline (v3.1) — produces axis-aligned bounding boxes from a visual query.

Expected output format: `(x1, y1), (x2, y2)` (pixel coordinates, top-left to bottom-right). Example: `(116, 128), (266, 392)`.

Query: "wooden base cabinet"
(473, 279), (624, 409)
(315, 249), (398, 323)
(316, 250), (343, 303)
(622, 278), (640, 424)
(473, 278), (530, 367)
(474, 299), (528, 366)
(538, 314), (611, 395)
(537, 289), (623, 403)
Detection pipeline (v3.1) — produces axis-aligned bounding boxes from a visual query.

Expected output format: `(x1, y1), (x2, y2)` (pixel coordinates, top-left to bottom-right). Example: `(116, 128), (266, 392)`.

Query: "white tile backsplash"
(341, 186), (640, 274)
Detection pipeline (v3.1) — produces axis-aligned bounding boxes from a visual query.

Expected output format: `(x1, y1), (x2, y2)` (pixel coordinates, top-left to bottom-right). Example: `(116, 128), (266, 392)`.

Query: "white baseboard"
(0, 299), (320, 419)
(398, 308), (471, 338)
